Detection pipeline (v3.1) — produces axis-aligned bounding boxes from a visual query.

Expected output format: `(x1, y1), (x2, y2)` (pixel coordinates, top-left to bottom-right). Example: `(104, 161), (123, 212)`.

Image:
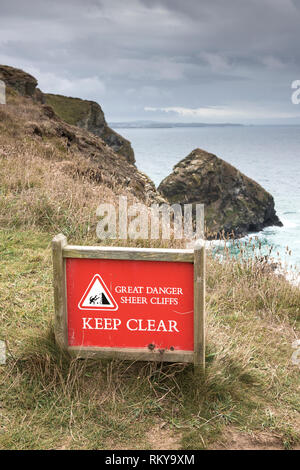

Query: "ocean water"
(113, 125), (300, 270)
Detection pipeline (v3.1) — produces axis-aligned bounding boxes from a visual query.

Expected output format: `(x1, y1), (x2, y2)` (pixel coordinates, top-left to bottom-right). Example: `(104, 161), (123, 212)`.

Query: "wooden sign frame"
(52, 234), (206, 370)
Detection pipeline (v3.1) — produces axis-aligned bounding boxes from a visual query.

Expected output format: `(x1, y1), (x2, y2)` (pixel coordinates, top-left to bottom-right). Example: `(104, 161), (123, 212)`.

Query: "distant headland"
(109, 120), (244, 129)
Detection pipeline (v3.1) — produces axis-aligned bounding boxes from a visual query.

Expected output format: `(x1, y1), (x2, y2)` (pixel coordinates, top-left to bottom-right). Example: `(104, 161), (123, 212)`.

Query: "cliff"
(0, 64), (44, 103)
(158, 148), (282, 238)
(0, 64), (134, 164)
(0, 64), (161, 206)
(45, 94), (135, 164)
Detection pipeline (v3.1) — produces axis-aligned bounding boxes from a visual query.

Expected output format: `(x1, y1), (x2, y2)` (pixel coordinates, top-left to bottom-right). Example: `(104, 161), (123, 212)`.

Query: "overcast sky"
(1, 0), (300, 123)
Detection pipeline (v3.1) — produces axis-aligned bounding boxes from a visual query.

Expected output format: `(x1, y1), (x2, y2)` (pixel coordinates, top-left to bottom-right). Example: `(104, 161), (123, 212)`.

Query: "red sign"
(66, 258), (194, 351)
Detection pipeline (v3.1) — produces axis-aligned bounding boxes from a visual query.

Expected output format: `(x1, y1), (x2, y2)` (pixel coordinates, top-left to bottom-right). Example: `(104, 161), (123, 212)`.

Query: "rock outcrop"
(22, 105), (161, 204)
(45, 94), (135, 164)
(0, 64), (162, 205)
(0, 64), (44, 102)
(158, 148), (282, 238)
(0, 64), (134, 163)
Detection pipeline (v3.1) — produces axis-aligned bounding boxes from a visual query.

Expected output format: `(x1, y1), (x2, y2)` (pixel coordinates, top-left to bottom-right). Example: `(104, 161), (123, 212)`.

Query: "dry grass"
(0, 93), (141, 243)
(0, 92), (299, 450)
(0, 230), (299, 450)
(0, 143), (120, 240)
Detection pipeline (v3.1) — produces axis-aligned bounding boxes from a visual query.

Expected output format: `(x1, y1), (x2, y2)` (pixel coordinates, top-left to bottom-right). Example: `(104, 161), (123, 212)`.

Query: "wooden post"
(193, 240), (206, 373)
(52, 233), (68, 350)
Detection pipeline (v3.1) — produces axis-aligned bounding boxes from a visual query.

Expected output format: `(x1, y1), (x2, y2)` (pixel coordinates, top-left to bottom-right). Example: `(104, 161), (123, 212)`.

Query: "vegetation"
(45, 94), (92, 127)
(0, 90), (299, 450)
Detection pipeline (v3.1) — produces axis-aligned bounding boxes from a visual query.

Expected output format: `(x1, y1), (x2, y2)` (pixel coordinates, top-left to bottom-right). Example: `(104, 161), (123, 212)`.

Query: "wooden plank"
(52, 234), (68, 350)
(193, 240), (206, 373)
(68, 346), (194, 363)
(63, 245), (194, 263)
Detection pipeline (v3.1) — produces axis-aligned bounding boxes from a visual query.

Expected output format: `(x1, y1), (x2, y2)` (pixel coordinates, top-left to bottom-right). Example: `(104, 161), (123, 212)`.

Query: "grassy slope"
(0, 92), (299, 450)
(44, 93), (135, 165)
(45, 94), (92, 126)
(0, 230), (299, 450)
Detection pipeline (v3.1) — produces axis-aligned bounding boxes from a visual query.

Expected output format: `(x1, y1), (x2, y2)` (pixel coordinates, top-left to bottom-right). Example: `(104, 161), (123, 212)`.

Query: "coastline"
(190, 236), (300, 288)
(117, 125), (300, 270)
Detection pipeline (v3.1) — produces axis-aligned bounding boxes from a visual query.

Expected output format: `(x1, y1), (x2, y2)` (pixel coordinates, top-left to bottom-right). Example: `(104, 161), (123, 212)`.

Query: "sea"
(112, 125), (300, 275)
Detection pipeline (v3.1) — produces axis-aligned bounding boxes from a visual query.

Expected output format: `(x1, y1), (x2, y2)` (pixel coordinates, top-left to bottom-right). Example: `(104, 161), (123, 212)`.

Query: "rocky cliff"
(158, 148), (282, 238)
(0, 64), (161, 205)
(0, 64), (134, 164)
(45, 94), (135, 164)
(0, 64), (44, 103)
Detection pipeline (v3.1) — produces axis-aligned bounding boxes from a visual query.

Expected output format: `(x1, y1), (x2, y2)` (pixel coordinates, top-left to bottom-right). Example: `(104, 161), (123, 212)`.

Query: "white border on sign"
(78, 273), (119, 311)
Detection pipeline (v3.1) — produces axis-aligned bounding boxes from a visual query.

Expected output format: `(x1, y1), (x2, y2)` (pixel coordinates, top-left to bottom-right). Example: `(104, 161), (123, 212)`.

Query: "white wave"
(280, 218), (298, 229)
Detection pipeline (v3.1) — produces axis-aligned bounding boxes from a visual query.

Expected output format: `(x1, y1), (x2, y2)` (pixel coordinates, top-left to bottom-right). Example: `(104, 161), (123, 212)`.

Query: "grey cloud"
(0, 0), (299, 122)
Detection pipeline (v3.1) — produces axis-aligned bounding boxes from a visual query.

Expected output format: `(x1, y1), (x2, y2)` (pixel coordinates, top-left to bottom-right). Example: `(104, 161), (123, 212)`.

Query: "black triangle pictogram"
(78, 274), (118, 311)
(101, 293), (110, 305)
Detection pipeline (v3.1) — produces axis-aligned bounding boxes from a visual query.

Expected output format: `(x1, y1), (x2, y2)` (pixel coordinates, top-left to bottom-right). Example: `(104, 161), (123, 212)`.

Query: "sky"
(0, 0), (300, 123)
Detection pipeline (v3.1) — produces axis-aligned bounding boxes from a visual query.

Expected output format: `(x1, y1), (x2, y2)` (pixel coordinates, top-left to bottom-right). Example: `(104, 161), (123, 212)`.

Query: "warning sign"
(52, 234), (206, 367)
(66, 258), (194, 350)
(78, 274), (118, 311)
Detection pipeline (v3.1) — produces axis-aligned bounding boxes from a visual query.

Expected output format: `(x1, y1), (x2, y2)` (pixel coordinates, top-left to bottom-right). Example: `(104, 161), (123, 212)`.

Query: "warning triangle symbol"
(78, 274), (118, 311)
